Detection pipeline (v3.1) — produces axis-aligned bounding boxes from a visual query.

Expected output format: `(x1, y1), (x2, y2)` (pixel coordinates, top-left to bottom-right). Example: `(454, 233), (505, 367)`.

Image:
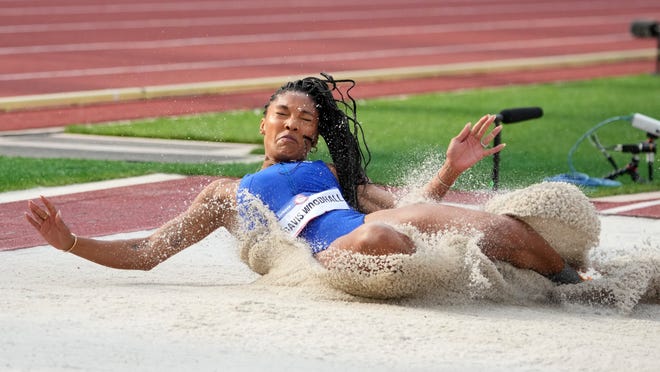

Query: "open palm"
(446, 114), (505, 173)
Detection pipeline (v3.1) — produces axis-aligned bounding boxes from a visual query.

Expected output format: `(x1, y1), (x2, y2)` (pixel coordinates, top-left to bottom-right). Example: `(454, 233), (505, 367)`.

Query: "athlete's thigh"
(364, 202), (481, 233)
(315, 222), (415, 265)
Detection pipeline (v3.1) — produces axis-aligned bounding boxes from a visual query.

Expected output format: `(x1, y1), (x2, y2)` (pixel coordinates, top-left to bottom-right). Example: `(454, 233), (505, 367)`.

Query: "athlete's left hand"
(446, 114), (505, 173)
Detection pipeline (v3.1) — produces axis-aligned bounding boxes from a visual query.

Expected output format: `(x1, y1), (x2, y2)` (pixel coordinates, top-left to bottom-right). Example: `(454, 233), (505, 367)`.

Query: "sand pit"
(1, 210), (659, 371)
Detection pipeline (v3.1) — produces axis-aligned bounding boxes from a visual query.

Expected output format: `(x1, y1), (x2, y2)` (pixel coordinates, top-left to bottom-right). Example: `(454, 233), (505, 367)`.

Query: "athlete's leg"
(362, 203), (566, 275)
(315, 222), (415, 268)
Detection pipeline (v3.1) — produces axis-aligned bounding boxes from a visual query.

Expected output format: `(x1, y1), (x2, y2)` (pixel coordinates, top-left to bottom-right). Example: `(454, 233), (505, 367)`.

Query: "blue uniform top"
(237, 160), (365, 253)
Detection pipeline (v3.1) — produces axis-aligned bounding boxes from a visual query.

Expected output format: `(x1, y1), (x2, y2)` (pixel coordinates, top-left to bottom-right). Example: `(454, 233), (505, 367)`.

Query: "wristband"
(64, 234), (78, 253)
(436, 171), (454, 189)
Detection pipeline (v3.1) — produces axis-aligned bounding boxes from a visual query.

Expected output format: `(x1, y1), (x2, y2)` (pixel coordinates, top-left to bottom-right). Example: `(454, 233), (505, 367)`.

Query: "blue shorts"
(301, 209), (365, 254)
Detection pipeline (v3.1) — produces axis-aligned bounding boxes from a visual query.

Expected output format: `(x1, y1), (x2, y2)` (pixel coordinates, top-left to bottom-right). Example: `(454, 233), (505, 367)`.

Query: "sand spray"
(233, 165), (659, 314)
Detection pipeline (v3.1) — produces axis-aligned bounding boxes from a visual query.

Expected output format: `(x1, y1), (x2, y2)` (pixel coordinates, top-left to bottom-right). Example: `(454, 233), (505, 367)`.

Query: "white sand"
(1, 212), (659, 371)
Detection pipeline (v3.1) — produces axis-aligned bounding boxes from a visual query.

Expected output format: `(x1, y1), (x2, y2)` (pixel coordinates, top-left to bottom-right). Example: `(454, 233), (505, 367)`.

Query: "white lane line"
(0, 174), (187, 204)
(599, 199), (660, 215)
(1, 49), (653, 112)
(592, 191), (660, 203)
(0, 9), (634, 35)
(0, 34), (632, 81)
(0, 0), (300, 15)
(0, 15), (638, 55)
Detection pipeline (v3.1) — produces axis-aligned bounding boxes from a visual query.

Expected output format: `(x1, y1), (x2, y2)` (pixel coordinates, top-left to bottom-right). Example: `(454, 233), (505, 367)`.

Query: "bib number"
(276, 188), (349, 236)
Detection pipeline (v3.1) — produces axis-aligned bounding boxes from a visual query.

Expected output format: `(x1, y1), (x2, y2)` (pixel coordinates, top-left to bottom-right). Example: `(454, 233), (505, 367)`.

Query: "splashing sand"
(236, 182), (658, 314)
(2, 183), (658, 370)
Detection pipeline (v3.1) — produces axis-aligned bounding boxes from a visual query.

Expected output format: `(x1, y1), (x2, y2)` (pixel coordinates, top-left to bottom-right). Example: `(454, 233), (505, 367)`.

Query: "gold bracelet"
(436, 176), (453, 189)
(64, 234), (78, 253)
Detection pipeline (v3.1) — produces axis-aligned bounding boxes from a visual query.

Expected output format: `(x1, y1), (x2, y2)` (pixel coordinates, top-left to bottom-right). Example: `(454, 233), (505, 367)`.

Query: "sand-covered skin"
(2, 211), (658, 371)
(238, 182), (654, 311)
(484, 182), (600, 269)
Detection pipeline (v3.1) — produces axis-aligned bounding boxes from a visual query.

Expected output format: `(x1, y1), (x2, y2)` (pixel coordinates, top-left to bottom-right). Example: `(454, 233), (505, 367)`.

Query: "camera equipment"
(571, 113), (658, 183)
(631, 113), (660, 136)
(592, 132), (656, 182)
(630, 19), (660, 74)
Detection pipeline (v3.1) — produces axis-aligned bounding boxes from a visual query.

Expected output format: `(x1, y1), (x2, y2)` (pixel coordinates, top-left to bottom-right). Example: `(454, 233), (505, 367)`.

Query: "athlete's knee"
(476, 215), (524, 257)
(351, 223), (416, 256)
(478, 214), (564, 271)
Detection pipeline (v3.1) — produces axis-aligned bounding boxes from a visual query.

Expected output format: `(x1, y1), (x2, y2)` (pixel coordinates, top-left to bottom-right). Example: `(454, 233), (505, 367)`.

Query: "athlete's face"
(261, 91), (319, 163)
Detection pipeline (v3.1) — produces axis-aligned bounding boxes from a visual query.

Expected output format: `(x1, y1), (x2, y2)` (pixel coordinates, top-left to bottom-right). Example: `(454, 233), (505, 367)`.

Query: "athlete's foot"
(545, 263), (583, 285)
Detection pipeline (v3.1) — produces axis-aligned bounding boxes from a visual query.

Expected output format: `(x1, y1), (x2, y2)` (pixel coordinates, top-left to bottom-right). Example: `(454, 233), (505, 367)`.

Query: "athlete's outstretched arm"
(353, 115), (504, 212)
(356, 115), (505, 211)
(26, 179), (239, 270)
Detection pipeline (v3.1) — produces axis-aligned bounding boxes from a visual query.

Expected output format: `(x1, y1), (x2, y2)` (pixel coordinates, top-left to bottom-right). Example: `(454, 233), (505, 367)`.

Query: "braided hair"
(264, 73), (371, 209)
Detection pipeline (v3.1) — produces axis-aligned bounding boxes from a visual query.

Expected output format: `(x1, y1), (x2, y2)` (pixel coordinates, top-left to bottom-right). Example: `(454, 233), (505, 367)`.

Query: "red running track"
(1, 0), (660, 129)
(1, 0), (660, 250)
(1, 0), (657, 96)
(3, 178), (659, 251)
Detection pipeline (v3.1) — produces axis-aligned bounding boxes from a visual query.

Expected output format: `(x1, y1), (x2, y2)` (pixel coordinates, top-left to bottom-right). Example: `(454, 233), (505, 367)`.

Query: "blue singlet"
(237, 160), (365, 253)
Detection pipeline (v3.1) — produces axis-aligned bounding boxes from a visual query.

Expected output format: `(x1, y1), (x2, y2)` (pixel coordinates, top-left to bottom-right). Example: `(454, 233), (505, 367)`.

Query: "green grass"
(4, 74), (660, 196)
(0, 156), (259, 192)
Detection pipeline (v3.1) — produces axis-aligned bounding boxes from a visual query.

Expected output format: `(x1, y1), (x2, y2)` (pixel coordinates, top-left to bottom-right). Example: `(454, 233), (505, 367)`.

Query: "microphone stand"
(604, 133), (657, 182)
(489, 107), (543, 190)
(589, 133), (619, 170)
(646, 133), (657, 181)
(605, 156), (641, 182)
(491, 118), (502, 190)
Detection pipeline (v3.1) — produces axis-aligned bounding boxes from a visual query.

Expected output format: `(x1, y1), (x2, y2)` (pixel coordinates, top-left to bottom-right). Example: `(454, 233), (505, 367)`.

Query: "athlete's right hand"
(26, 196), (76, 251)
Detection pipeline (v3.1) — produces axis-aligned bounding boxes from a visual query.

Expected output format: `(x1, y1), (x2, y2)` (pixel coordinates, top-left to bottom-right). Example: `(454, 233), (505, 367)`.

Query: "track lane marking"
(599, 199), (660, 215)
(0, 173), (187, 204)
(0, 49), (653, 111)
(2, 0), (655, 17)
(0, 34), (635, 81)
(0, 16), (642, 55)
(0, 11), (645, 34)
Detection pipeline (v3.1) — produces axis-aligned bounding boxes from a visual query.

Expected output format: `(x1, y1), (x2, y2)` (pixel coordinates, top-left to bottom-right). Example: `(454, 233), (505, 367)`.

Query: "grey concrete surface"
(0, 130), (263, 164)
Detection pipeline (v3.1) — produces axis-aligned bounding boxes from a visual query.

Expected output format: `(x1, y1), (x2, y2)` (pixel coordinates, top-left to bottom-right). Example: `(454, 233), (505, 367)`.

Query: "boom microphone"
(496, 107), (543, 124)
(630, 19), (659, 38)
(490, 106), (543, 190)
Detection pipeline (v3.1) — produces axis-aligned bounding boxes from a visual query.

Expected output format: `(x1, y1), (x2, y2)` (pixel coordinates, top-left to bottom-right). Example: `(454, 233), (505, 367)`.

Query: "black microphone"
(630, 19), (659, 38)
(495, 107), (543, 124)
(490, 107), (542, 191)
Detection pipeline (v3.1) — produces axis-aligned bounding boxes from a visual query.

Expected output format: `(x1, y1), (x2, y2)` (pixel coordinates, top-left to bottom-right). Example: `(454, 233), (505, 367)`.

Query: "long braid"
(264, 73), (371, 209)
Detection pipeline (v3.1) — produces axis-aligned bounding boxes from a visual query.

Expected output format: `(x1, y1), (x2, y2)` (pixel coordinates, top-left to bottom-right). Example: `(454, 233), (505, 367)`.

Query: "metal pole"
(491, 122), (502, 190)
(656, 36), (660, 74)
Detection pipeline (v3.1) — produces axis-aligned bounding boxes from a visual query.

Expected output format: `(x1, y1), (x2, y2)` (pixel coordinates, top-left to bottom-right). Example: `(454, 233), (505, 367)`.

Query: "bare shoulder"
(180, 177), (241, 233)
(195, 177), (240, 205)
